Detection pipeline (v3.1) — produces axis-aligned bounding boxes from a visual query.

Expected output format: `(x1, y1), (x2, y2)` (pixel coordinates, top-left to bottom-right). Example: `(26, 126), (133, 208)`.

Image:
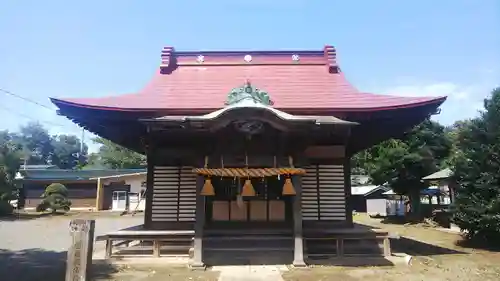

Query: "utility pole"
(80, 128), (84, 155)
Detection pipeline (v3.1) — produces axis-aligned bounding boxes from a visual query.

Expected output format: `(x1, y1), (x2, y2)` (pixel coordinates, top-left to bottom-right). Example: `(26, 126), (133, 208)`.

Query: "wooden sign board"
(66, 219), (95, 281)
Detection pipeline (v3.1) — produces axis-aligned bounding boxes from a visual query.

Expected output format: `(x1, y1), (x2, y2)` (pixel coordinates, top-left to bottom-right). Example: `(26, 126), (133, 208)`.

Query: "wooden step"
(204, 247), (293, 252)
(203, 236), (291, 241)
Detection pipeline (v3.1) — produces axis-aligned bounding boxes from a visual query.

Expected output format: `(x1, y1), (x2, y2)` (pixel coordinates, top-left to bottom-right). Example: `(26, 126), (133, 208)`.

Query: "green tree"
(351, 149), (371, 175)
(36, 183), (71, 213)
(451, 88), (500, 244)
(16, 122), (88, 169)
(18, 122), (54, 165)
(444, 119), (474, 167)
(358, 119), (452, 215)
(0, 131), (22, 215)
(92, 137), (146, 169)
(50, 134), (88, 169)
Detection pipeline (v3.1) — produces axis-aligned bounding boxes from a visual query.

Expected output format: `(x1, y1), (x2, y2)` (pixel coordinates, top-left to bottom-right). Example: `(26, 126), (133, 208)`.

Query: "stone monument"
(66, 219), (95, 281)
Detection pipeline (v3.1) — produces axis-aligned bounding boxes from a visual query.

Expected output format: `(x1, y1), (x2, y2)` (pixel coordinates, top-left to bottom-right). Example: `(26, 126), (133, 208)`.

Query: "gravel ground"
(0, 212), (143, 252)
(0, 212), (144, 281)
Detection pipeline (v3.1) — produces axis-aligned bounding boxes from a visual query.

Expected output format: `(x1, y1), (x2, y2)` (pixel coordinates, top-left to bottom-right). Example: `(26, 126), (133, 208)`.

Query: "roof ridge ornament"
(324, 45), (339, 73)
(225, 80), (274, 106)
(160, 46), (175, 69)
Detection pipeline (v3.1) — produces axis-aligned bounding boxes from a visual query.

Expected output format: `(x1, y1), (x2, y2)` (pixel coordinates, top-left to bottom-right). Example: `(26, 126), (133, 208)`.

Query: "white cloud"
(373, 81), (497, 125)
(383, 82), (470, 100)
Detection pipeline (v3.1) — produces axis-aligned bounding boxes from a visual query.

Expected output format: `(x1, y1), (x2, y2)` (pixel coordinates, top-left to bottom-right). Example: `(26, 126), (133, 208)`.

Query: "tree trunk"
(409, 190), (422, 217)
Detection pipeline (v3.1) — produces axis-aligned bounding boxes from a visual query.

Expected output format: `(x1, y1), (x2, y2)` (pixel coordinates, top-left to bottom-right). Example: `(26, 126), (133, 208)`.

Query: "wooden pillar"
(95, 178), (103, 211)
(292, 175), (306, 267)
(144, 141), (154, 229)
(191, 175), (205, 269)
(344, 157), (353, 226)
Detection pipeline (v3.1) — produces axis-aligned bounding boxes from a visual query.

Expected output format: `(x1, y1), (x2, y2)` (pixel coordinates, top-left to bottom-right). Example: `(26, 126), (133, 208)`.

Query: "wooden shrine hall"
(51, 45), (446, 267)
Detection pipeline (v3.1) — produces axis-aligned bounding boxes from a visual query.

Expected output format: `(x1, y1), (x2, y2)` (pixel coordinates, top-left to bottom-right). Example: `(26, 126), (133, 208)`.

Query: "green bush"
(0, 200), (13, 216)
(37, 183), (71, 213)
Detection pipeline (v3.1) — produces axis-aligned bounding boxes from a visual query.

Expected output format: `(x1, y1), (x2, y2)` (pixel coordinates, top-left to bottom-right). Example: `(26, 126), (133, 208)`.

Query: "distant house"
(350, 184), (390, 213)
(20, 164), (58, 170)
(17, 167), (146, 211)
(422, 168), (455, 204)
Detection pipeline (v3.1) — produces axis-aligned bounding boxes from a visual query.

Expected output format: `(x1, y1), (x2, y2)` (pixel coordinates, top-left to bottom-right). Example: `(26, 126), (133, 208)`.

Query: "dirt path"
(214, 265), (285, 281)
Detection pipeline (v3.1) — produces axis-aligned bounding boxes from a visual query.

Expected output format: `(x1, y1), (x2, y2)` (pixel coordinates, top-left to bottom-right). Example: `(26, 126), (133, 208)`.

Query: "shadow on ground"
(455, 237), (500, 252)
(0, 248), (118, 281)
(391, 237), (465, 256)
(0, 212), (68, 221)
(307, 256), (395, 267)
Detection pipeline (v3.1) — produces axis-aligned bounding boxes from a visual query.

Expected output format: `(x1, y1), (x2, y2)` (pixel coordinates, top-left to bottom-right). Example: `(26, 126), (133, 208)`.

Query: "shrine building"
(51, 45), (446, 267)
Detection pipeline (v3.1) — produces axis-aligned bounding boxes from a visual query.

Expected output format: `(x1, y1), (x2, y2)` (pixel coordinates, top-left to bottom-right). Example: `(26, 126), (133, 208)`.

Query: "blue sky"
(0, 0), (499, 152)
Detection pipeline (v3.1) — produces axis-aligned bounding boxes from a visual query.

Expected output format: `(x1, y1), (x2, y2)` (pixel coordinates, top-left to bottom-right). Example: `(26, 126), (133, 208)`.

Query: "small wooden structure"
(422, 168), (456, 204)
(350, 185), (389, 213)
(51, 45), (446, 266)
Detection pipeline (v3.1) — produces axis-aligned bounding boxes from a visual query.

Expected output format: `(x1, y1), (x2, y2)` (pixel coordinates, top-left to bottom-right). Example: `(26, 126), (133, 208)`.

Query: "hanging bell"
(200, 178), (215, 196)
(241, 179), (256, 197)
(282, 177), (296, 195)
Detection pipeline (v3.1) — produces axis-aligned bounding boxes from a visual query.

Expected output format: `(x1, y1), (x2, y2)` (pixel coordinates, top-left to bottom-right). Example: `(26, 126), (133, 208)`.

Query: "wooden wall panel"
(212, 201), (230, 221)
(151, 166), (196, 222)
(230, 201), (248, 221)
(268, 200), (285, 221)
(301, 166), (319, 221)
(318, 165), (346, 220)
(301, 164), (346, 221)
(178, 167), (197, 221)
(250, 201), (267, 221)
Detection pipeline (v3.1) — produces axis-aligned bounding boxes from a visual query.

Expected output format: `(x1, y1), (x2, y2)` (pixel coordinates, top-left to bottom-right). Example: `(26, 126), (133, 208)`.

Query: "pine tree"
(452, 87), (500, 245)
(36, 183), (72, 213)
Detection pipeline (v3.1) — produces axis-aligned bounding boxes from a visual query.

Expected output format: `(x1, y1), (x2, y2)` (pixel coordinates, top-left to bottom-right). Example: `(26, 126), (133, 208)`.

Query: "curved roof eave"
(50, 95), (447, 114)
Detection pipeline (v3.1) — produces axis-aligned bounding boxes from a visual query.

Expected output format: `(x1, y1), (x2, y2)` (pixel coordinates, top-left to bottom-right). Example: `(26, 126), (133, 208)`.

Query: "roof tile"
(52, 46), (446, 112)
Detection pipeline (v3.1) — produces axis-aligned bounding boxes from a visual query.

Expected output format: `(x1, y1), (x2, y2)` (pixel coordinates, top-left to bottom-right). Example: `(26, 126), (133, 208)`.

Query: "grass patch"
(283, 214), (500, 281)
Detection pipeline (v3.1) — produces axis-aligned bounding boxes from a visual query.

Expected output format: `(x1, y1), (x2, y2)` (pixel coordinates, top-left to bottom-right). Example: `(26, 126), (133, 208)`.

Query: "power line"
(0, 87), (90, 144)
(0, 88), (55, 110)
(0, 104), (67, 128)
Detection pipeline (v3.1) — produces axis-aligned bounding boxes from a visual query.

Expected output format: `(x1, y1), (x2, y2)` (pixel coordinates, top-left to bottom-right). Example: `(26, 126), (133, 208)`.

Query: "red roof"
(51, 46), (446, 113)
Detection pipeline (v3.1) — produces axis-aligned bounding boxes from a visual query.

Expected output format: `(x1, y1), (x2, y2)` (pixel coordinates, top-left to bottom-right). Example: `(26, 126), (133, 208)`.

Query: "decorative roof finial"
(160, 46), (175, 73)
(225, 83), (273, 106)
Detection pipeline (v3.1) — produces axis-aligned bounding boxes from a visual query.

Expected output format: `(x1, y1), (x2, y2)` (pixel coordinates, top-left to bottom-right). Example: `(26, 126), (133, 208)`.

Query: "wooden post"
(153, 240), (160, 257)
(383, 237), (391, 257)
(337, 238), (344, 256)
(66, 219), (95, 281)
(191, 175), (205, 269)
(95, 178), (103, 211)
(105, 239), (112, 259)
(292, 175), (306, 267)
